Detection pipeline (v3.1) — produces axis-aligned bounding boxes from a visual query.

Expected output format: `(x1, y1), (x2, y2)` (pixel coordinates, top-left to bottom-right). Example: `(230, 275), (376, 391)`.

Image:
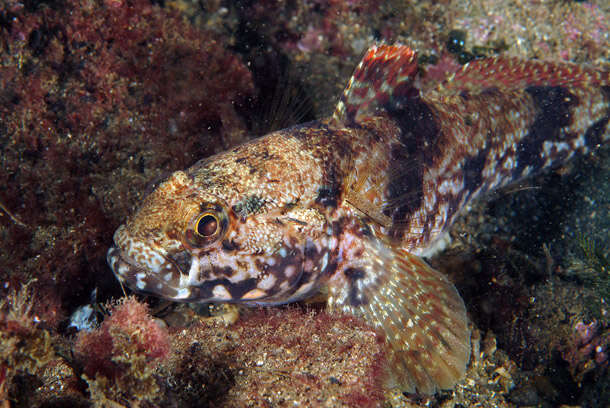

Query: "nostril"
(169, 251), (192, 274)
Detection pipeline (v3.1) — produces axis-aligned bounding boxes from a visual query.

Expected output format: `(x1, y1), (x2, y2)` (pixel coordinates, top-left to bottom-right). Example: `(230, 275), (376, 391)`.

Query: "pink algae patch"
(74, 297), (170, 380)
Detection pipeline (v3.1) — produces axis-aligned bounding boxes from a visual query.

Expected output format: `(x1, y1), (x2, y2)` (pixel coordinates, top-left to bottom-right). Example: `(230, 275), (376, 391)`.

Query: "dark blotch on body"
(196, 277), (258, 299)
(218, 266), (235, 277)
(316, 158), (342, 208)
(222, 239), (239, 251)
(462, 146), (489, 198)
(316, 185), (341, 208)
(383, 95), (441, 239)
(515, 86), (578, 176)
(261, 246), (304, 297)
(344, 267), (369, 307)
(169, 251), (192, 274)
(584, 86), (610, 148)
(232, 195), (265, 219)
(584, 117), (610, 148)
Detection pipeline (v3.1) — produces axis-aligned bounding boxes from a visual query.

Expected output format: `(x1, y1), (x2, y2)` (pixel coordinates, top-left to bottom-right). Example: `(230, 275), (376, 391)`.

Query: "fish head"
(107, 166), (330, 304)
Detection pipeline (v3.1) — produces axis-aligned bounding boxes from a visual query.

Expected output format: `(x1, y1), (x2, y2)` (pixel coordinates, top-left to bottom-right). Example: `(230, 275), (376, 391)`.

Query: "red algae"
(75, 297), (170, 405)
(162, 307), (387, 407)
(75, 297), (170, 379)
(0, 0), (254, 324)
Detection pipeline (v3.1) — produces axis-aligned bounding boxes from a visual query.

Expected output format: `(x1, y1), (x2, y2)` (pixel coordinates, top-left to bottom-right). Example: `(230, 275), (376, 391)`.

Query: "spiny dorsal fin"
(332, 44), (419, 126)
(442, 55), (610, 93)
(326, 234), (471, 394)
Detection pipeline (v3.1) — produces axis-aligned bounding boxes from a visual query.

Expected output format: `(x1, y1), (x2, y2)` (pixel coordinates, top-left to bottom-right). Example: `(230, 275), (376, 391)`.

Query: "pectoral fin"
(326, 235), (470, 394)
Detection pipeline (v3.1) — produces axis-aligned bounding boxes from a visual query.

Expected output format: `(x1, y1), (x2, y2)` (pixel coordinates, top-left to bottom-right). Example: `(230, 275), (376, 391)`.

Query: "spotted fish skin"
(107, 45), (609, 394)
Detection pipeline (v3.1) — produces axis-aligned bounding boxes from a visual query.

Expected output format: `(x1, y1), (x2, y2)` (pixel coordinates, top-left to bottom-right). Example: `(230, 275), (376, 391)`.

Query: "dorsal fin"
(442, 55), (610, 93)
(332, 44), (419, 126)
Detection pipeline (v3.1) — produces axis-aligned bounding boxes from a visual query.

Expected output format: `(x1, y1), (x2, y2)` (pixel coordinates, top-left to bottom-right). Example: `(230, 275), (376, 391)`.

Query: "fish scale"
(107, 44), (609, 394)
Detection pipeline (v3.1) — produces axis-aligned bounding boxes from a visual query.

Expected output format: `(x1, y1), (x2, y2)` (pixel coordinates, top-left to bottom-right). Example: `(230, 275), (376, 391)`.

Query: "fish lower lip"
(107, 246), (185, 276)
(107, 246), (148, 280)
(106, 246), (188, 299)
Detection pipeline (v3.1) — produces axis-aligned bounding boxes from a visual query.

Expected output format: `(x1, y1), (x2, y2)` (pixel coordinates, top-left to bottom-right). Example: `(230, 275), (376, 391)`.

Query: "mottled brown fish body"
(108, 44), (609, 394)
(345, 83), (609, 252)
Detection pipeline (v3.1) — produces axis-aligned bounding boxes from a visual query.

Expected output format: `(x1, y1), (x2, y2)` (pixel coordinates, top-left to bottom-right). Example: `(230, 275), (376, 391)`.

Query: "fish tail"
(327, 235), (470, 394)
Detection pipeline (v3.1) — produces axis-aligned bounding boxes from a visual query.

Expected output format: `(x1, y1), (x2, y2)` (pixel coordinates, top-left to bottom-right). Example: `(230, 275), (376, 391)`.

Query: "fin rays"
(444, 56), (610, 93)
(333, 44), (418, 126)
(327, 235), (470, 394)
(344, 154), (434, 229)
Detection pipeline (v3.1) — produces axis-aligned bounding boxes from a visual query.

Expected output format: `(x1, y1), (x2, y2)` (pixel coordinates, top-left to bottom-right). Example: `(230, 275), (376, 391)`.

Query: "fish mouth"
(106, 227), (194, 300)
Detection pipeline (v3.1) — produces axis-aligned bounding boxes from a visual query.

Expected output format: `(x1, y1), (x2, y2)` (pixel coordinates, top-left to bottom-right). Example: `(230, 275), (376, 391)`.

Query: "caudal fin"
(326, 234), (470, 394)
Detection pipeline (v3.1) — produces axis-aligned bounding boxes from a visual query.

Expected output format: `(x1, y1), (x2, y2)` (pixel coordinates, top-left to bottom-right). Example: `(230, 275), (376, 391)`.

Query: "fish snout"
(107, 225), (192, 300)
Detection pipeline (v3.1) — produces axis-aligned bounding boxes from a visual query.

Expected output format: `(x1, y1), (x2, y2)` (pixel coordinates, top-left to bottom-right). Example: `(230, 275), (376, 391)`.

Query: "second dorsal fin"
(332, 44), (420, 126)
(444, 55), (610, 93)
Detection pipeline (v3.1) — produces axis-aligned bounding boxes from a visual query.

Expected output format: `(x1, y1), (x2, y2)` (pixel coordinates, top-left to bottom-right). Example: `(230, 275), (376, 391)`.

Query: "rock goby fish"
(107, 44), (609, 393)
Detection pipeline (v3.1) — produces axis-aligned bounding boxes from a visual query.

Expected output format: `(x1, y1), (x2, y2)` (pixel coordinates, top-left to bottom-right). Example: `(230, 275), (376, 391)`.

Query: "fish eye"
(195, 213), (219, 237)
(184, 205), (227, 248)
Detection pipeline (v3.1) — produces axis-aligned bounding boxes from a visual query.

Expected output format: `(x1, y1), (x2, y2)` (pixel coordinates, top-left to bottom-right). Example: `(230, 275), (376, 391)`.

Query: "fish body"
(107, 45), (609, 393)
